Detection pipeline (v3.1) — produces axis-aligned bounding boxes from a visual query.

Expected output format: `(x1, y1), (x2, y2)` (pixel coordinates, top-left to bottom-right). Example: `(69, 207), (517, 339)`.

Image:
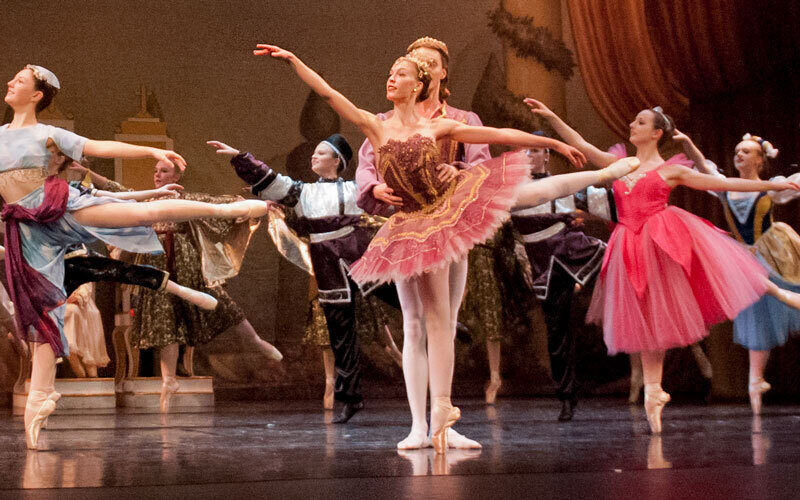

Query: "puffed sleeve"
(46, 125), (87, 161)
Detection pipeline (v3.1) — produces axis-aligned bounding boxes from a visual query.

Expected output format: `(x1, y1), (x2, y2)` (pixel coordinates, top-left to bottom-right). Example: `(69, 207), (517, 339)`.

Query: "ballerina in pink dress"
(251, 44), (641, 452)
(526, 98), (800, 434)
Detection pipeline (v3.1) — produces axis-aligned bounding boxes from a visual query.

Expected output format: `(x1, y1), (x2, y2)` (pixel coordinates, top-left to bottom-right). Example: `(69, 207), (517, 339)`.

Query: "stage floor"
(2, 398), (800, 499)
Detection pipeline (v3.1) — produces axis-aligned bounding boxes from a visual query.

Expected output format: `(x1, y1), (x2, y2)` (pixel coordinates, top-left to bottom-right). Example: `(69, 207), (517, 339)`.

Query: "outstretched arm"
(524, 98), (617, 167)
(207, 140), (304, 208)
(435, 119), (587, 168)
(254, 44), (382, 146)
(94, 184), (184, 201)
(663, 164), (800, 192)
(83, 140), (186, 171)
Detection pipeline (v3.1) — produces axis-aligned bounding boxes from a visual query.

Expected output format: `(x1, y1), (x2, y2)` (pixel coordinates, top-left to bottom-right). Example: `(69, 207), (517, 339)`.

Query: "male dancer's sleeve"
(230, 152), (304, 208)
(574, 187), (617, 223)
(462, 111), (491, 165)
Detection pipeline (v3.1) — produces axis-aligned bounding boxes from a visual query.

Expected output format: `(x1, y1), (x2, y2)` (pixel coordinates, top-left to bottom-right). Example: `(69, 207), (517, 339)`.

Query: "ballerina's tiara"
(651, 106), (672, 128)
(743, 133), (779, 159)
(407, 36), (449, 57)
(25, 65), (60, 89)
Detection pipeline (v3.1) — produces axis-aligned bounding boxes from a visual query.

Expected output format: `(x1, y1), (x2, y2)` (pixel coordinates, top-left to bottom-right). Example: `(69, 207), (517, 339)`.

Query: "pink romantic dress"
(587, 155), (768, 354)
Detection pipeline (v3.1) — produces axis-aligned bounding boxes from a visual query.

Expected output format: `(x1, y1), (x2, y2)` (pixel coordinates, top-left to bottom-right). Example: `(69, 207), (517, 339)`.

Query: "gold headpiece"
(407, 36), (449, 57)
(395, 50), (434, 80)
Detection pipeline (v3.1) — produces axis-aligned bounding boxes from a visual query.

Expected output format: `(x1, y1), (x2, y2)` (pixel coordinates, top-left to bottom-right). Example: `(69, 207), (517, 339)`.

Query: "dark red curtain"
(566, 0), (688, 139)
(568, 0), (800, 398)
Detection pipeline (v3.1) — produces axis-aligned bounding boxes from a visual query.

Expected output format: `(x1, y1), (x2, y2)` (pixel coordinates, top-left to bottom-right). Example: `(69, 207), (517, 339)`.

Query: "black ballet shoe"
(332, 401), (364, 424)
(455, 322), (472, 344)
(558, 398), (577, 421)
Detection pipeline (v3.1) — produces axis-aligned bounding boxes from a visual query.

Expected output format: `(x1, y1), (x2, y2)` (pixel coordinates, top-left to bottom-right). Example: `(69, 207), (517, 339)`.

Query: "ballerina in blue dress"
(676, 130), (800, 414)
(2, 65), (269, 449)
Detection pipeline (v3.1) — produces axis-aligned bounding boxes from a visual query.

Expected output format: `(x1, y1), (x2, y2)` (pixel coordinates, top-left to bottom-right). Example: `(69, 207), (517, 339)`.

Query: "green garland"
(488, 6), (576, 80)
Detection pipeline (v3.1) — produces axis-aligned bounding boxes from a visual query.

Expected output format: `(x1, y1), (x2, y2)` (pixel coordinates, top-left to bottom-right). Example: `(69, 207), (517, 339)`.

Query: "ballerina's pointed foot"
(159, 378), (180, 413)
(171, 283), (218, 310)
(749, 379), (771, 415)
(25, 391), (59, 450)
(431, 397), (461, 454)
(644, 386), (670, 435)
(775, 288), (800, 310)
(446, 428), (482, 449)
(602, 156), (641, 181)
(485, 377), (502, 405)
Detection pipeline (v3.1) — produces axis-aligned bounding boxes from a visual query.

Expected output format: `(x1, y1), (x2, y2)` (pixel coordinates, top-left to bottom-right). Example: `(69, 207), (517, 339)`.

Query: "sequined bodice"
(377, 134), (453, 213)
(612, 167), (672, 232)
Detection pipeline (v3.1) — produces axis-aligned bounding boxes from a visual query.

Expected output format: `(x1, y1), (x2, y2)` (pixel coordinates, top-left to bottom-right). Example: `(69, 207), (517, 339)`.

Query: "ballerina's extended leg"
(71, 198), (269, 228)
(515, 157), (639, 207)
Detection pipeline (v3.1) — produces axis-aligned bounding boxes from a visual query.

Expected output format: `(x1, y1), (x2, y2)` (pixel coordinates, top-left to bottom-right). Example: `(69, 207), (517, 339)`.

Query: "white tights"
(397, 258), (468, 439)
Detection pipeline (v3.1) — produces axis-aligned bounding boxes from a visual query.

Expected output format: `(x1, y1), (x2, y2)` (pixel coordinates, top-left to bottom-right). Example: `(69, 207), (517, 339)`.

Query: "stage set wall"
(1, 0), (786, 404)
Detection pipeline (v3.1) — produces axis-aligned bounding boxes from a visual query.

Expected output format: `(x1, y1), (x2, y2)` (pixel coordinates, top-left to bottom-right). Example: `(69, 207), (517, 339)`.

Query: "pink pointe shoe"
(749, 379), (771, 415)
(644, 385), (671, 435)
(431, 397), (461, 454)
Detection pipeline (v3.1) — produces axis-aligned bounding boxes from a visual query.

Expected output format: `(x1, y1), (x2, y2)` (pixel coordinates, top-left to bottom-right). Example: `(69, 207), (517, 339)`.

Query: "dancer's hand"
(67, 162), (88, 175)
(254, 44), (297, 63)
(672, 129), (691, 143)
(373, 183), (403, 207)
(153, 183), (184, 199)
(769, 180), (800, 192)
(206, 140), (240, 156)
(523, 98), (557, 120)
(436, 163), (459, 183)
(153, 149), (187, 172)
(556, 144), (587, 169)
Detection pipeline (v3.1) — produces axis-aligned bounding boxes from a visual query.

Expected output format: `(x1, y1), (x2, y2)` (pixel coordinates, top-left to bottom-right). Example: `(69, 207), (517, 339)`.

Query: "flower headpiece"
(743, 133), (779, 159)
(407, 36), (449, 57)
(25, 64), (60, 89)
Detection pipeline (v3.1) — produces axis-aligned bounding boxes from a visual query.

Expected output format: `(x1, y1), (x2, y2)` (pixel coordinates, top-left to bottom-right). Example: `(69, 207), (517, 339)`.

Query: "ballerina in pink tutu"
(526, 98), (800, 434)
(252, 44), (640, 452)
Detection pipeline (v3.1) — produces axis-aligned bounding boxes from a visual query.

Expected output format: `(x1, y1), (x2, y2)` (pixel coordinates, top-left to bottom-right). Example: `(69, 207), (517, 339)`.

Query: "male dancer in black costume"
(511, 133), (615, 421)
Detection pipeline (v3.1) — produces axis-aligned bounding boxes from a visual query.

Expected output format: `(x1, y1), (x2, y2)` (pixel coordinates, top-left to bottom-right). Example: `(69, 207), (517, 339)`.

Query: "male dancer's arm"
(230, 152), (304, 209)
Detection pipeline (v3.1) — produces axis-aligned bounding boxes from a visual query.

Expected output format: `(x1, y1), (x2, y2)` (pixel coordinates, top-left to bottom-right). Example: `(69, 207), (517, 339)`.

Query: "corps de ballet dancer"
(676, 131), (800, 414)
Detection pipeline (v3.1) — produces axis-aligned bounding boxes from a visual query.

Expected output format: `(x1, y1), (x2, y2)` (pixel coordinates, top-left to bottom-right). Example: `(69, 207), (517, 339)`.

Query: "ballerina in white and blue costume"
(2, 65), (269, 449)
(677, 130), (800, 414)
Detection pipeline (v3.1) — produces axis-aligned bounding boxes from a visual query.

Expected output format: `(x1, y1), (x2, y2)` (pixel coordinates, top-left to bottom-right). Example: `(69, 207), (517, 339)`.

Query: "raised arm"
(254, 44), (383, 146)
(524, 98), (617, 167)
(83, 140), (186, 171)
(435, 119), (587, 168)
(663, 164), (800, 192)
(671, 130), (718, 175)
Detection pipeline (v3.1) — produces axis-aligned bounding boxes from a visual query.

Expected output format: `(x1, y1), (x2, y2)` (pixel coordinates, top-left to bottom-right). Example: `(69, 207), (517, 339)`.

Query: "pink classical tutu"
(586, 154), (768, 354)
(349, 134), (530, 285)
